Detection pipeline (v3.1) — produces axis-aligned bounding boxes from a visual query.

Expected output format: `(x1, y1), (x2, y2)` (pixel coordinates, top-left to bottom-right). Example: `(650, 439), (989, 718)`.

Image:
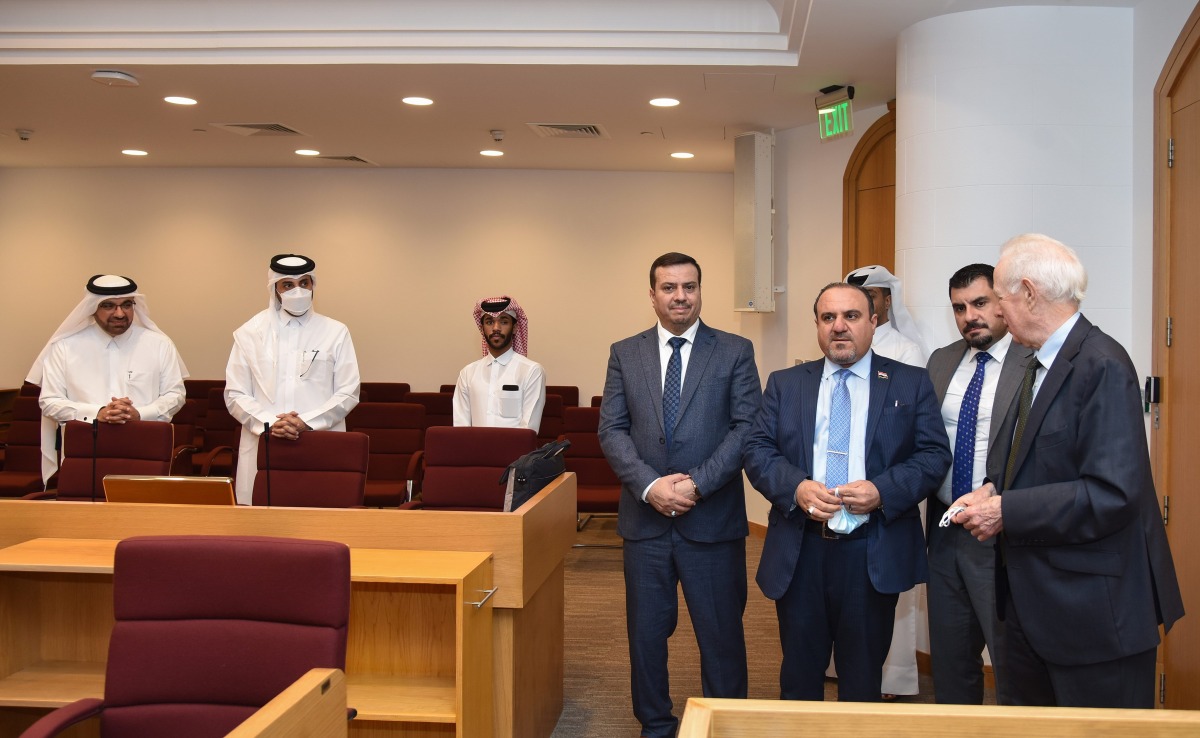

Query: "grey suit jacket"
(598, 320), (761, 543)
(927, 337), (1035, 490)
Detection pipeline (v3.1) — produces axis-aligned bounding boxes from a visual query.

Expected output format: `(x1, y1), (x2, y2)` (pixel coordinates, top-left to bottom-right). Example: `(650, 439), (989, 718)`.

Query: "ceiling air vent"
(210, 123), (305, 137)
(526, 123), (610, 139)
(317, 155), (375, 165)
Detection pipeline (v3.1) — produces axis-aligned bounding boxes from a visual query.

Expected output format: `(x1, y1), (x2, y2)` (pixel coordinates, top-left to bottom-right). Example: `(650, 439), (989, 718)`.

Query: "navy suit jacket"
(996, 314), (1184, 665)
(744, 352), (951, 599)
(598, 320), (761, 543)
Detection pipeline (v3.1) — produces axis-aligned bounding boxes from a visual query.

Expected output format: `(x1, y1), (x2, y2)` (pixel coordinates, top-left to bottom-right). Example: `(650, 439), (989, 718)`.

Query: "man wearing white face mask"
(224, 253), (361, 505)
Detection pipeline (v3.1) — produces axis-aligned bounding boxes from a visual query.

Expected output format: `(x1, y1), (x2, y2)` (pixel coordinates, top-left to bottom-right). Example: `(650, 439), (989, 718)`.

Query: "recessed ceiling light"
(121, 149), (148, 156)
(403, 97), (434, 106)
(480, 150), (504, 157)
(670, 152), (694, 159)
(650, 98), (680, 107)
(164, 96), (197, 105)
(295, 149), (321, 156)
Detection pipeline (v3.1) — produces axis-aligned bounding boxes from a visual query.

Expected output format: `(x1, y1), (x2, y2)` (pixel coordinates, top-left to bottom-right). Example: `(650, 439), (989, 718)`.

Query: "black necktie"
(1004, 357), (1042, 489)
(952, 352), (992, 500)
(663, 337), (686, 446)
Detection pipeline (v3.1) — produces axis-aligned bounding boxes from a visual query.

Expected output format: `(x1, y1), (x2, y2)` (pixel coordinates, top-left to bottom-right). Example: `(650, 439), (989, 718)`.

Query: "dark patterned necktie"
(1004, 357), (1042, 490)
(952, 352), (992, 499)
(663, 337), (686, 445)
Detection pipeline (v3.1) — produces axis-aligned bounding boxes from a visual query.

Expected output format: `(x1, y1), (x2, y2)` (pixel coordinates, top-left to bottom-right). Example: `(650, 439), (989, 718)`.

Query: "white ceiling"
(0, 0), (1141, 172)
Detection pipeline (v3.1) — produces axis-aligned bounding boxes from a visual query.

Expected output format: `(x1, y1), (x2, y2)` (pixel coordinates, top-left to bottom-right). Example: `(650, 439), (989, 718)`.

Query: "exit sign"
(818, 100), (853, 140)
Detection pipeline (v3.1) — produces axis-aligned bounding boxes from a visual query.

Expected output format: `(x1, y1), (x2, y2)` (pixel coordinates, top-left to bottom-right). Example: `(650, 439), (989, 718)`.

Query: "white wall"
(0, 167), (745, 401)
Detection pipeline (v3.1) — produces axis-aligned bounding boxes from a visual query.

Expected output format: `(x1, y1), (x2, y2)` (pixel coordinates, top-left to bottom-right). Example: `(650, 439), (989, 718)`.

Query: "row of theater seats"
(0, 381), (621, 520)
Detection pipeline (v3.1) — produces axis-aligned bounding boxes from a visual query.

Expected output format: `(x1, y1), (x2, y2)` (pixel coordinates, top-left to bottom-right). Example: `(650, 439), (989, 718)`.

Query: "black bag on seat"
(499, 439), (571, 512)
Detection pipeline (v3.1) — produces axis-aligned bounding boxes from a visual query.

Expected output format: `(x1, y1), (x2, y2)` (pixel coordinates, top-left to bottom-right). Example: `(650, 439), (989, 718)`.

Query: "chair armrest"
(199, 445), (235, 476)
(170, 444), (200, 475)
(20, 698), (104, 737)
(397, 500), (425, 510)
(21, 489), (57, 500)
(405, 450), (424, 501)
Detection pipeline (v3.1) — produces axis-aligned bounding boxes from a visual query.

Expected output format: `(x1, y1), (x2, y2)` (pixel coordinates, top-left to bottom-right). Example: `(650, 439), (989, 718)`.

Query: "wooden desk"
(678, 697), (1200, 738)
(0, 539), (493, 738)
(0, 472), (576, 738)
(229, 668), (348, 738)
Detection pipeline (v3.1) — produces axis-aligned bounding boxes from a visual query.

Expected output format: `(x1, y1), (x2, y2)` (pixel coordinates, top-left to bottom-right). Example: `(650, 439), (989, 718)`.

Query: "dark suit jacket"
(997, 314), (1184, 665)
(744, 353), (951, 599)
(926, 337), (1034, 536)
(598, 320), (761, 543)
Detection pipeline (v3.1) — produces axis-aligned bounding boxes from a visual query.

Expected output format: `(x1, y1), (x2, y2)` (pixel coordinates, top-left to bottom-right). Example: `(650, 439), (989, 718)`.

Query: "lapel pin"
(877, 371), (888, 380)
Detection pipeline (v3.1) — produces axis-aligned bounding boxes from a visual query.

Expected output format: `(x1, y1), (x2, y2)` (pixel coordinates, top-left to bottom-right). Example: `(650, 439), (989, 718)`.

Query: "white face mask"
(279, 286), (313, 316)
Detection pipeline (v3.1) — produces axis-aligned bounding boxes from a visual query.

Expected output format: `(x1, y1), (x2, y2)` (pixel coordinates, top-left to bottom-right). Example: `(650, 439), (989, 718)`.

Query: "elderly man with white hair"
(28, 274), (188, 484)
(951, 233), (1183, 708)
(452, 295), (546, 433)
(224, 253), (360, 505)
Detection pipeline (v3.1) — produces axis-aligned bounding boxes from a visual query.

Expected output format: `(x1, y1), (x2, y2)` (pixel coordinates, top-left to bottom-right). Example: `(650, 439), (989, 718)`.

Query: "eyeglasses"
(97, 300), (136, 311)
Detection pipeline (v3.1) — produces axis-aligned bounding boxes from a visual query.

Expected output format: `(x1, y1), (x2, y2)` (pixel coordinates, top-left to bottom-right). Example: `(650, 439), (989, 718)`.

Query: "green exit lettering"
(818, 100), (853, 140)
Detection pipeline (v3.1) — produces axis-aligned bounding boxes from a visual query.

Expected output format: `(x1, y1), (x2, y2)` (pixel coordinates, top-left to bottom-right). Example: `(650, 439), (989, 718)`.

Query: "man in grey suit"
(926, 263), (1033, 704)
(953, 234), (1183, 708)
(599, 252), (761, 738)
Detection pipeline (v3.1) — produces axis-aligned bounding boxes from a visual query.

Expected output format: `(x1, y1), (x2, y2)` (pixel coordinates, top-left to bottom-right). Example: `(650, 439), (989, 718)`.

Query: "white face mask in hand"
(280, 287), (313, 316)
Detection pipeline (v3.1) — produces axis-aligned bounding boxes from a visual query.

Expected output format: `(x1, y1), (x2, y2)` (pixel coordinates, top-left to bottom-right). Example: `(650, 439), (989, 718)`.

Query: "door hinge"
(1160, 671), (1167, 704)
(1163, 495), (1170, 525)
(1168, 138), (1175, 168)
(1166, 316), (1173, 347)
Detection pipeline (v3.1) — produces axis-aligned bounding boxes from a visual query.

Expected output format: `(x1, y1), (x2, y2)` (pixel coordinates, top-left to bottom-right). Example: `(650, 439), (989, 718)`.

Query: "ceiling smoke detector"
(91, 70), (139, 87)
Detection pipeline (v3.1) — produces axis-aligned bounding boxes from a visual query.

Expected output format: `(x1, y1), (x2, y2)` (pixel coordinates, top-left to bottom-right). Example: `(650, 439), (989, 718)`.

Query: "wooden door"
(843, 101), (896, 274)
(1154, 0), (1200, 710)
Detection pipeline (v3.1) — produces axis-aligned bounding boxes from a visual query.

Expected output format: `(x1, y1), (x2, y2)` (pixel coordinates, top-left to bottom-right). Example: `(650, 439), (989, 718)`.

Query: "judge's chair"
(20, 535), (351, 738)
(26, 419), (174, 501)
(252, 430), (369, 508)
(560, 406), (622, 535)
(401, 426), (536, 511)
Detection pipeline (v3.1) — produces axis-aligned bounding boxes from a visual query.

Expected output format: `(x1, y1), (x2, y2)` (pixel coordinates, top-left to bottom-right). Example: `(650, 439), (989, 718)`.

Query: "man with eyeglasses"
(27, 274), (188, 484)
(224, 254), (360, 505)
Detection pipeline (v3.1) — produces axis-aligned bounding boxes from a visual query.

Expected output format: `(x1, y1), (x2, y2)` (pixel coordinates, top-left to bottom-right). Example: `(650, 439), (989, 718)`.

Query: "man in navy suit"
(599, 252), (761, 738)
(745, 282), (950, 702)
(952, 233), (1183, 708)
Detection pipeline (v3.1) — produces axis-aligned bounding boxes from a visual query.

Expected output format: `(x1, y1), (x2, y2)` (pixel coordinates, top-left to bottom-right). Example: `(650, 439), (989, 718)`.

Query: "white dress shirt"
(936, 333), (1013, 504)
(38, 322), (187, 480)
(225, 308), (360, 504)
(453, 347), (546, 433)
(639, 320), (701, 501)
(1031, 312), (1081, 400)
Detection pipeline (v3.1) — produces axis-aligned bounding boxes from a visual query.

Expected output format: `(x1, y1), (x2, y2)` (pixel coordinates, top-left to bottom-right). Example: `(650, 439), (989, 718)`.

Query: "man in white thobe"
(28, 274), (187, 484)
(452, 295), (546, 433)
(224, 253), (360, 505)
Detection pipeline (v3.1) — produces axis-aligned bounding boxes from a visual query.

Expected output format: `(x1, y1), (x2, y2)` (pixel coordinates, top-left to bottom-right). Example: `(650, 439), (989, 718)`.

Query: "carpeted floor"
(551, 517), (984, 737)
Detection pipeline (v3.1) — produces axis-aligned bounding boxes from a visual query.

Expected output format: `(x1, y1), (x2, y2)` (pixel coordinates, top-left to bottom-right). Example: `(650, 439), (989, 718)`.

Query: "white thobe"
(225, 308), (360, 505)
(452, 348), (546, 433)
(38, 323), (186, 480)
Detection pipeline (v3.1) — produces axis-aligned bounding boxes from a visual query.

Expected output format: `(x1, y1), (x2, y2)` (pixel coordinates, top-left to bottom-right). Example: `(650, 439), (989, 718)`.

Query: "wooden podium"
(0, 473), (576, 738)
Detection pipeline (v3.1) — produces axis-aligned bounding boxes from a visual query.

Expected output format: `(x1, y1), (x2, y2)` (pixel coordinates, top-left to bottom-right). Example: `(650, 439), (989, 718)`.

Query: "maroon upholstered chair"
(188, 388), (242, 478)
(404, 392), (455, 429)
(590, 395), (603, 408)
(359, 382), (411, 403)
(251, 431), (369, 508)
(0, 396), (46, 497)
(545, 385), (580, 407)
(401, 426), (536, 512)
(346, 402), (425, 507)
(438, 384), (456, 394)
(26, 420), (173, 502)
(20, 535), (351, 738)
(561, 406), (622, 531)
(536, 394), (564, 447)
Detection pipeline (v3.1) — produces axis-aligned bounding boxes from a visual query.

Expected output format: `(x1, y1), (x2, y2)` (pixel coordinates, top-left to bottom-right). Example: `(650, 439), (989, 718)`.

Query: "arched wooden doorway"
(842, 100), (896, 275)
(1153, 0), (1200, 710)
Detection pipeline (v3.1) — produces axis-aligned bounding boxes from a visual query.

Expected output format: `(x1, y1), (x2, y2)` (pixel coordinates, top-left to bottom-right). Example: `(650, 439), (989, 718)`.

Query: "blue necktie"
(952, 352), (992, 500)
(826, 369), (868, 534)
(663, 337), (686, 445)
(825, 369), (851, 488)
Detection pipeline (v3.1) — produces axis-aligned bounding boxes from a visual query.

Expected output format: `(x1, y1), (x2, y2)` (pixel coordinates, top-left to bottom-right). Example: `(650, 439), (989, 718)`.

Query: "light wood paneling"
(228, 668), (348, 738)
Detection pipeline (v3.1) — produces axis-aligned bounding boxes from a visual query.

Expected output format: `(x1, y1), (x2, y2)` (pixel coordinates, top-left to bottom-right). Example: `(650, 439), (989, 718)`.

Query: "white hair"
(997, 233), (1087, 305)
